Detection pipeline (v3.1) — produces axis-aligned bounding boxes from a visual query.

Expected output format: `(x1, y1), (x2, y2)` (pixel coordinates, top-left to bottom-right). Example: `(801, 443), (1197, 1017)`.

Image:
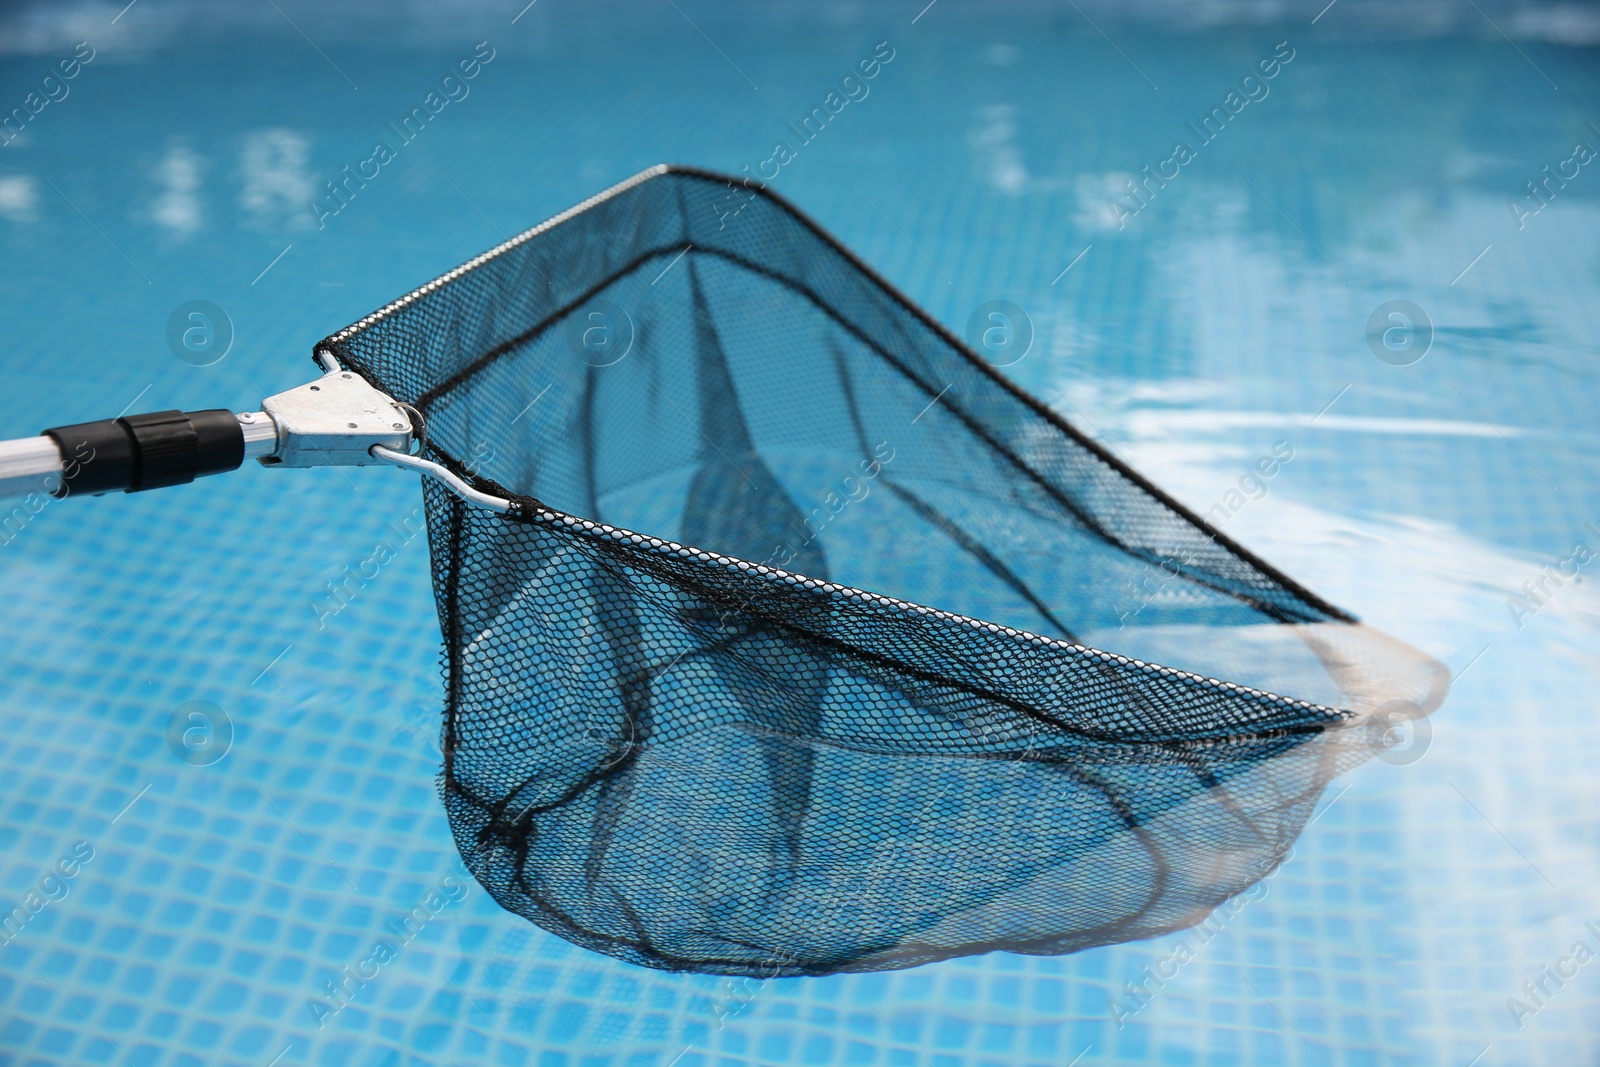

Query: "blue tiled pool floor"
(1, 2), (1598, 1063)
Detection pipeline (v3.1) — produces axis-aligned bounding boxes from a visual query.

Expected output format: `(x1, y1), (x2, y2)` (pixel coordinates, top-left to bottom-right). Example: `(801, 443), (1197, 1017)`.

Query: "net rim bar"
(519, 500), (1355, 729)
(370, 443), (511, 512)
(316, 162), (1355, 627)
(359, 370), (1352, 732)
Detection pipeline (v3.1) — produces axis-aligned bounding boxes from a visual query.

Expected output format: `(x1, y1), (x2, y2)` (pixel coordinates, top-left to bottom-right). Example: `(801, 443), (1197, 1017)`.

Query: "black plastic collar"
(43, 409), (245, 496)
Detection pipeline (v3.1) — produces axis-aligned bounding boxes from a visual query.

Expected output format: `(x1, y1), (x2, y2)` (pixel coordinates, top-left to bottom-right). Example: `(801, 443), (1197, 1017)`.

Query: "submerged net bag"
(318, 165), (1447, 977)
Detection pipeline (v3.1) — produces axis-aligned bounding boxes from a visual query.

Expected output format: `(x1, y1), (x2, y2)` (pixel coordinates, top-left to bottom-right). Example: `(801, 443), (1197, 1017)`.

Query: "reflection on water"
(238, 129), (316, 231)
(149, 140), (200, 236)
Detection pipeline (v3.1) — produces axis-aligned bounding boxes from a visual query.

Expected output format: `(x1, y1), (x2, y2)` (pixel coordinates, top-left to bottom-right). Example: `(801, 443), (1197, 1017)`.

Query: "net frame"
(311, 165), (1433, 977)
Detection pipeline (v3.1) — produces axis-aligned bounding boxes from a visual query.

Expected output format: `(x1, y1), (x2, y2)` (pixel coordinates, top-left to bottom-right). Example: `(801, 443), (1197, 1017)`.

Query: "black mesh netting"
(317, 165), (1448, 977)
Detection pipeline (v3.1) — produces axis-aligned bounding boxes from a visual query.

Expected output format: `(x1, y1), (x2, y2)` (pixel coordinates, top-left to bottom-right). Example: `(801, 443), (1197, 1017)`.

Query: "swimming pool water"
(1, 2), (1597, 1064)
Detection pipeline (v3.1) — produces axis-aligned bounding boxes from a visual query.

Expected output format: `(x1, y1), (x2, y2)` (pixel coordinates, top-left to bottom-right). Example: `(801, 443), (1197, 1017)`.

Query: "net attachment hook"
(395, 402), (429, 457)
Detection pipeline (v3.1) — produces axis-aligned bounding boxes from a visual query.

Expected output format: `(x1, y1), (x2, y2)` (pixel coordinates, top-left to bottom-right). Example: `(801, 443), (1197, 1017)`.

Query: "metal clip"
(253, 371), (413, 468)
